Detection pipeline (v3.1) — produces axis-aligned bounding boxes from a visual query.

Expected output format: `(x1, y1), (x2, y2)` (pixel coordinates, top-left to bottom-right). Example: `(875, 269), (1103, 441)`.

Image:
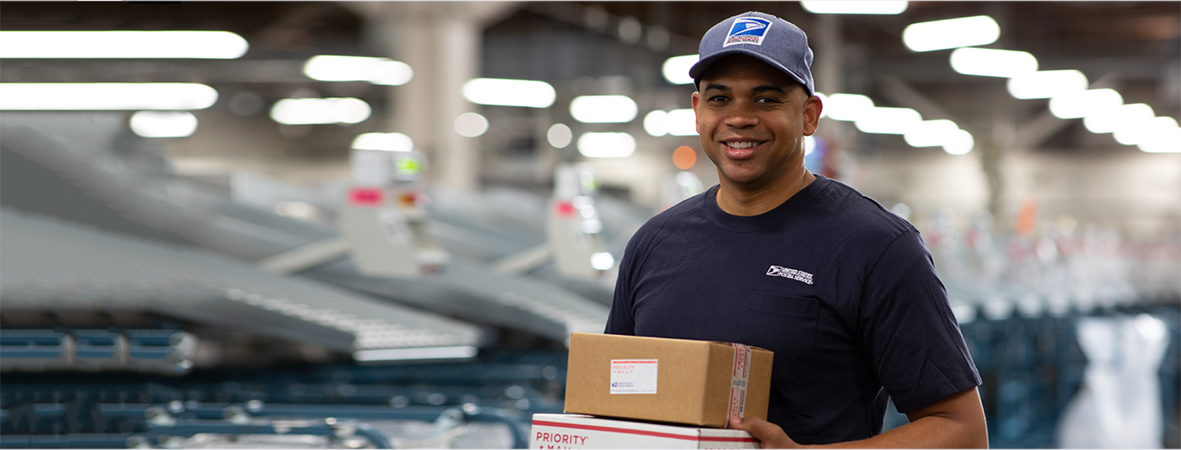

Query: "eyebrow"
(702, 83), (788, 95)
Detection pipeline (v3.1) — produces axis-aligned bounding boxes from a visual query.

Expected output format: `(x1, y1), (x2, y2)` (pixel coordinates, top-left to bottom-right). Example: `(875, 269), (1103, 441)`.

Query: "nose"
(722, 102), (758, 129)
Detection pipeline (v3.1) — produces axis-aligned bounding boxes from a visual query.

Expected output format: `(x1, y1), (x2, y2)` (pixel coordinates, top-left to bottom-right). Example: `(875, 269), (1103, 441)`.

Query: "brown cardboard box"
(531, 413), (758, 448)
(563, 332), (773, 428)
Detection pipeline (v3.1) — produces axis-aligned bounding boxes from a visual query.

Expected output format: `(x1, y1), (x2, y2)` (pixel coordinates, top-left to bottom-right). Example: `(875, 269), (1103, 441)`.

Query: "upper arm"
(904, 387), (989, 448)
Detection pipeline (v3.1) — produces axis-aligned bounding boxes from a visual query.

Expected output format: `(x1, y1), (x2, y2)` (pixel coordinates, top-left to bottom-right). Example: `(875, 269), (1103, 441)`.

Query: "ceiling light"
(548, 123), (573, 148)
(570, 95), (638, 123)
(352, 132), (413, 152)
(270, 97), (371, 125)
(662, 54), (698, 85)
(0, 83), (218, 110)
(801, 1), (907, 15)
(353, 345), (478, 362)
(804, 136), (816, 155)
(1048, 89), (1123, 119)
(454, 112), (489, 137)
(950, 48), (1038, 78)
(462, 78), (555, 108)
(854, 107), (922, 135)
(644, 110), (669, 137)
(1084, 103), (1154, 134)
(1138, 127), (1180, 153)
(903, 16), (1000, 52)
(1006, 70), (1088, 99)
(304, 55), (413, 86)
(904, 119), (960, 147)
(0, 31), (248, 59)
(942, 129), (975, 155)
(824, 93), (874, 121)
(666, 109), (698, 136)
(590, 252), (615, 270)
(129, 111), (198, 138)
(578, 132), (636, 158)
(1115, 116), (1179, 146)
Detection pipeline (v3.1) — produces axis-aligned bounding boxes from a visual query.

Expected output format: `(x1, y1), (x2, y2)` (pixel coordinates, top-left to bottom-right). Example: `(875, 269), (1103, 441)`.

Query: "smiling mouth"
(725, 141), (762, 150)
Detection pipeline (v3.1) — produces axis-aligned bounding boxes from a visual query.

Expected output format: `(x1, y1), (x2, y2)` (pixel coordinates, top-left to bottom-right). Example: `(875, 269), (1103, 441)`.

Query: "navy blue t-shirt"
(605, 175), (981, 445)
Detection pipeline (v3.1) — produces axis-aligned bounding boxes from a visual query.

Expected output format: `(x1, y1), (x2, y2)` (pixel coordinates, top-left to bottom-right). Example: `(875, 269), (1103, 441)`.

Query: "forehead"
(698, 55), (801, 91)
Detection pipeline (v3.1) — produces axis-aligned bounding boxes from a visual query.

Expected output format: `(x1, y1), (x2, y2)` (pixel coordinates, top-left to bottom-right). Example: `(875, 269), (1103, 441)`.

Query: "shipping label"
(610, 359), (658, 394)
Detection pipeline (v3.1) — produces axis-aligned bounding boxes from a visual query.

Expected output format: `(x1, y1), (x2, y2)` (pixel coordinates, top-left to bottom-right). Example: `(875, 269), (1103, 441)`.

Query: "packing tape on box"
(727, 343), (751, 426)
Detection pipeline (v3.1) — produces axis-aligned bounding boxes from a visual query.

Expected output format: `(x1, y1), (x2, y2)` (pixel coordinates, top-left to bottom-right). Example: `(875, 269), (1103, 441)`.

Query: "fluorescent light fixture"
(270, 97), (371, 125)
(352, 132), (414, 152)
(0, 83), (218, 110)
(644, 110), (669, 136)
(454, 112), (489, 137)
(577, 132), (636, 158)
(0, 31), (248, 59)
(570, 95), (638, 123)
(1138, 127), (1181, 153)
(904, 119), (960, 147)
(804, 135), (816, 155)
(1115, 116), (1178, 146)
(903, 16), (1000, 52)
(548, 123), (573, 148)
(304, 55), (413, 86)
(666, 109), (698, 136)
(129, 111), (198, 138)
(1084, 103), (1154, 134)
(854, 107), (922, 135)
(825, 93), (874, 121)
(801, 1), (907, 15)
(1007, 70), (1088, 99)
(353, 345), (478, 362)
(950, 48), (1038, 78)
(662, 54), (699, 85)
(1048, 89), (1123, 119)
(462, 78), (555, 108)
(814, 92), (828, 119)
(943, 129), (974, 155)
(590, 252), (615, 270)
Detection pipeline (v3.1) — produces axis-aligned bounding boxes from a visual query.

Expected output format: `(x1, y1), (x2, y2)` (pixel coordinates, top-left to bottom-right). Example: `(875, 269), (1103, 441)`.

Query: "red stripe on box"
(532, 420), (757, 443)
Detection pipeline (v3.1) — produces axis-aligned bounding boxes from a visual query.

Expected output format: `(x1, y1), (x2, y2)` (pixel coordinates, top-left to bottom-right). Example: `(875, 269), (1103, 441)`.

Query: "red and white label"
(610, 359), (658, 394)
(726, 344), (751, 426)
(531, 414), (758, 449)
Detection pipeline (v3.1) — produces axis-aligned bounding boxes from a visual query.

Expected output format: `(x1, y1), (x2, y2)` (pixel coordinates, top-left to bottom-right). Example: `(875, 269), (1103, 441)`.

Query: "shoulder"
(806, 178), (925, 262)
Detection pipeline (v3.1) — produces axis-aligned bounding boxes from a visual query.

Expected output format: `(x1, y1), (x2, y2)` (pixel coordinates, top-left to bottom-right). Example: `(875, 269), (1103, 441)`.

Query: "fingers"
(729, 417), (798, 449)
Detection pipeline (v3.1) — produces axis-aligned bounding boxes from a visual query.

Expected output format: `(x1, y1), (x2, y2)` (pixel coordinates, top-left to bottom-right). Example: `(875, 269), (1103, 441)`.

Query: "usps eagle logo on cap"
(723, 17), (773, 47)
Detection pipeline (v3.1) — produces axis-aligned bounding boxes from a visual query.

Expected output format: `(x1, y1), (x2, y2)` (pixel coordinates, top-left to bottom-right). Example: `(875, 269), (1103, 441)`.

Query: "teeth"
(728, 141), (758, 149)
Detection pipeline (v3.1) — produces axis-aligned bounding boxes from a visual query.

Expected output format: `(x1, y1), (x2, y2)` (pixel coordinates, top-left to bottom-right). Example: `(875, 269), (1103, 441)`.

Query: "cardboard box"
(531, 413), (758, 449)
(563, 332), (773, 428)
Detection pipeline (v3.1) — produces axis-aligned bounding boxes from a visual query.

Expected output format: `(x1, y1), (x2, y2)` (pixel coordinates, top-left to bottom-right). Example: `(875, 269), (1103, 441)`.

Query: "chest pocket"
(742, 291), (819, 379)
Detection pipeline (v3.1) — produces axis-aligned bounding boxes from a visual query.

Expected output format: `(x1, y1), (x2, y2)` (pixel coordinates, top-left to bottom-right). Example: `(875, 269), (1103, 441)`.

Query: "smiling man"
(605, 11), (988, 448)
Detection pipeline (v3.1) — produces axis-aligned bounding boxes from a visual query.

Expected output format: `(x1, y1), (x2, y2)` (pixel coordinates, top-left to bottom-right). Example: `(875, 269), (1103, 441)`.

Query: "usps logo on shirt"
(723, 17), (774, 47)
(766, 265), (814, 285)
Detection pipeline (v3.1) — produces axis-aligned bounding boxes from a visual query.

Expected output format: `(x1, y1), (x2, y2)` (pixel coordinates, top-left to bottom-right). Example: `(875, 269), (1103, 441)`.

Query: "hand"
(729, 416), (804, 449)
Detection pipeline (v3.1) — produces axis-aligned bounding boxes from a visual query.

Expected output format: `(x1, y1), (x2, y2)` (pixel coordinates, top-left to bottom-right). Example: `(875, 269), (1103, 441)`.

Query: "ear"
(802, 94), (823, 136)
(691, 91), (703, 135)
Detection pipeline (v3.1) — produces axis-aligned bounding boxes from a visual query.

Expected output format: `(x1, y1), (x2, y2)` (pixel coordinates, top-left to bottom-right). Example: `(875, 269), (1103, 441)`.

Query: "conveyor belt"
(1, 113), (609, 347)
(0, 207), (484, 363)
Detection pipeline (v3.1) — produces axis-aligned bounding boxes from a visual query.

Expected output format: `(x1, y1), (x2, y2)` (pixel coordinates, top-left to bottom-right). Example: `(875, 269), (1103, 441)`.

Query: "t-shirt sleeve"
(859, 230), (982, 413)
(604, 229), (641, 335)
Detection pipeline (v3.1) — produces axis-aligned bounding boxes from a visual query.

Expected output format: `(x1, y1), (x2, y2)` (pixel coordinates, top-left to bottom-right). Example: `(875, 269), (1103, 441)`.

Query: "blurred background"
(0, 1), (1178, 448)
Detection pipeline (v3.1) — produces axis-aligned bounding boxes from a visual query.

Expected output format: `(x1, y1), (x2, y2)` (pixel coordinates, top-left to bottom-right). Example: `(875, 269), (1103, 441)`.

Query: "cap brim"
(689, 49), (812, 95)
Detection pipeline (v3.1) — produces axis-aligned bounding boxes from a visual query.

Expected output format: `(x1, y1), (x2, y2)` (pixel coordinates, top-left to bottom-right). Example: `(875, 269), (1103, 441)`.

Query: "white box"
(530, 413), (758, 449)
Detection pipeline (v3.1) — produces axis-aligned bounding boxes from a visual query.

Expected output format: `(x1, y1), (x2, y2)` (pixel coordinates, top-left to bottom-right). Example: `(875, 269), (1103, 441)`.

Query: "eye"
(708, 95), (729, 102)
(755, 97), (782, 104)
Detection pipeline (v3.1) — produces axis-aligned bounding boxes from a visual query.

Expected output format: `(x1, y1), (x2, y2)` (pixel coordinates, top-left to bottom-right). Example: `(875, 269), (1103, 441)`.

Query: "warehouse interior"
(1, 1), (1178, 448)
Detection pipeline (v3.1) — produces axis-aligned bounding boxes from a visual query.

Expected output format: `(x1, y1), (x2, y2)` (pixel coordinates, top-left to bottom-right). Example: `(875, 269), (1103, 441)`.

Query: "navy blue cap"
(689, 11), (815, 97)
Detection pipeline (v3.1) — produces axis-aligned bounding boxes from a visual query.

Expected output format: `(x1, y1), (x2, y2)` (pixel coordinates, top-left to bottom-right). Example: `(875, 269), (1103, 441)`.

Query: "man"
(604, 11), (988, 448)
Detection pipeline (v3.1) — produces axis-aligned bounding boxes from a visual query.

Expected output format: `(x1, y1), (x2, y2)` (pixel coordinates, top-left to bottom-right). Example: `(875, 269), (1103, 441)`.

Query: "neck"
(715, 169), (816, 216)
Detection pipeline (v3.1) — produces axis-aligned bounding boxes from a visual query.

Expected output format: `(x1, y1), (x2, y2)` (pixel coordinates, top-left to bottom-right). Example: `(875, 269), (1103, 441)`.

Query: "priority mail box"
(563, 332), (773, 428)
(531, 413), (758, 449)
